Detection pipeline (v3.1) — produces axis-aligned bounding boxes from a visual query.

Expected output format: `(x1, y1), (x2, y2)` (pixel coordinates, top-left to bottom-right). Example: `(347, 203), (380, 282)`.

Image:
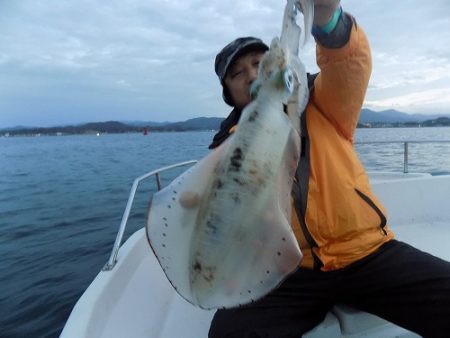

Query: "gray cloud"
(1, 0), (449, 127)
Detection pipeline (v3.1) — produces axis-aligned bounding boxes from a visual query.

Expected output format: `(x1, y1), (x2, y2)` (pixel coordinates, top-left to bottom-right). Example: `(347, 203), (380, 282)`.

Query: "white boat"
(61, 142), (450, 338)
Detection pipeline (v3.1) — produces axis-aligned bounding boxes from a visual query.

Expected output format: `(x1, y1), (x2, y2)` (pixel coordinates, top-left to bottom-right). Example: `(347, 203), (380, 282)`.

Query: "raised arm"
(311, 0), (340, 26)
(310, 2), (372, 141)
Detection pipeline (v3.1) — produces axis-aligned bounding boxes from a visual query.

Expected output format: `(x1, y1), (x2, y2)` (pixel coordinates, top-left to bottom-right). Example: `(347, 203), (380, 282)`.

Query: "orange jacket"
(209, 20), (394, 272)
(291, 22), (394, 271)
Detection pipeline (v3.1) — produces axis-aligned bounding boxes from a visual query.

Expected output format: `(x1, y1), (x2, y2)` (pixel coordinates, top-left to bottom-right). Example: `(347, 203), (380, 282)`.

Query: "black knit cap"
(215, 37), (268, 82)
(215, 37), (268, 106)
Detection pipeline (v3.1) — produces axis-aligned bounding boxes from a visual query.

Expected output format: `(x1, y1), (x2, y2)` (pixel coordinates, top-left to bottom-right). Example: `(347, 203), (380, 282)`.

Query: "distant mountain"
(122, 120), (172, 127)
(359, 109), (449, 123)
(122, 117), (224, 131)
(2, 121), (141, 136)
(77, 121), (137, 133)
(1, 118), (224, 136)
(153, 117), (223, 131)
(421, 117), (450, 127)
(3, 110), (450, 136)
(0, 125), (41, 132)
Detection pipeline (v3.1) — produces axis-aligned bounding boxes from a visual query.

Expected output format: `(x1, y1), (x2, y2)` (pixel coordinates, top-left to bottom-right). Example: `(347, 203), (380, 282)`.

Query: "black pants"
(209, 240), (450, 338)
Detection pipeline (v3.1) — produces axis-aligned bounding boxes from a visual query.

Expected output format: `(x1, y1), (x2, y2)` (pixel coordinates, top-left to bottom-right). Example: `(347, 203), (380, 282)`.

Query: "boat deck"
(61, 174), (450, 338)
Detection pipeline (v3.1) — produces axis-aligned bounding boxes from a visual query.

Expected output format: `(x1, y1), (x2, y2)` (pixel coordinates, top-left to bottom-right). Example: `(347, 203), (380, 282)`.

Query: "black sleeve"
(312, 11), (355, 49)
(208, 108), (241, 149)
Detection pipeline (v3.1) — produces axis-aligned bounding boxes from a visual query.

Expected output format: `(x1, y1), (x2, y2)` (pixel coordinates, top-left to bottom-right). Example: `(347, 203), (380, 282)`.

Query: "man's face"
(223, 51), (265, 109)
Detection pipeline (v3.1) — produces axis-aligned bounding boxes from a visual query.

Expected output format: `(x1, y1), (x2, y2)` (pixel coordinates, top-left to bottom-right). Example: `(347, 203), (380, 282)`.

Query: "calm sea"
(1, 128), (450, 337)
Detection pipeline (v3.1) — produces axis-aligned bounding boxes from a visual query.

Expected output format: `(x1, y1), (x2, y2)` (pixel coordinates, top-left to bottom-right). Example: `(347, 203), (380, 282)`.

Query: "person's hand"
(297, 0), (340, 26)
(313, 0), (340, 26)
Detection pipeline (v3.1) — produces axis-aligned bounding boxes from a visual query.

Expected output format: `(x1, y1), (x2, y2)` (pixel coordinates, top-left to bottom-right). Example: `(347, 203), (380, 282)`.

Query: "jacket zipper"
(292, 178), (324, 269)
(354, 188), (387, 235)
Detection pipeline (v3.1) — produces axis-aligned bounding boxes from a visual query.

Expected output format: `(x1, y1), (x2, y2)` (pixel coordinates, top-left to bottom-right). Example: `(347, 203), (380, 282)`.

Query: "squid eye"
(284, 68), (294, 94)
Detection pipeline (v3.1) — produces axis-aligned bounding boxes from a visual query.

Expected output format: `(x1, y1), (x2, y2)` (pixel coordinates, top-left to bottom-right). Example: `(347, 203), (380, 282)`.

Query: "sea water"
(0, 128), (449, 337)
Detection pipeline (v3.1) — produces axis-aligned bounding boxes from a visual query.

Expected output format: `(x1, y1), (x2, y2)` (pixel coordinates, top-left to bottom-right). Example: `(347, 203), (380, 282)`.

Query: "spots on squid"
(230, 192), (241, 204)
(215, 178), (223, 189)
(203, 268), (216, 283)
(229, 147), (244, 172)
(249, 168), (258, 176)
(248, 110), (259, 122)
(205, 220), (217, 235)
(192, 260), (216, 283)
(193, 260), (202, 273)
(232, 177), (246, 186)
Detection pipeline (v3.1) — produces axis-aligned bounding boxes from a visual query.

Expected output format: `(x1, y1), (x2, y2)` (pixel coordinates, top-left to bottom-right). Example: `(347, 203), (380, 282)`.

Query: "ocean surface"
(1, 128), (450, 337)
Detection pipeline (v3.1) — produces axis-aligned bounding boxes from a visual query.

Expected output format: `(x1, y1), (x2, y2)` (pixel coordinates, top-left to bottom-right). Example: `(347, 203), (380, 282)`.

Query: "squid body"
(146, 0), (313, 309)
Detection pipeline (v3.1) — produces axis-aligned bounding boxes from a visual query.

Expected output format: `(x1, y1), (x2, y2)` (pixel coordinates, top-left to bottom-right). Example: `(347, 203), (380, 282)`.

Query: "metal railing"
(354, 140), (450, 173)
(102, 140), (450, 271)
(103, 160), (197, 271)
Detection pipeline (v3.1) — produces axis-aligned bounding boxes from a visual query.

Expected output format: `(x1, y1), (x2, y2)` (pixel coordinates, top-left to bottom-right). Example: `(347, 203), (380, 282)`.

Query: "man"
(208, 1), (450, 337)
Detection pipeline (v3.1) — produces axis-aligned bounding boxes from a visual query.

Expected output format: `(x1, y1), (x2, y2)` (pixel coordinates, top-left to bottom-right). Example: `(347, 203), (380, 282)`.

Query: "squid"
(146, 0), (314, 309)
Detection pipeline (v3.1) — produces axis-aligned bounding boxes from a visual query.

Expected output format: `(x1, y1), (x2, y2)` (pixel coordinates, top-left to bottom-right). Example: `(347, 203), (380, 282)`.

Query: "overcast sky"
(1, 0), (449, 127)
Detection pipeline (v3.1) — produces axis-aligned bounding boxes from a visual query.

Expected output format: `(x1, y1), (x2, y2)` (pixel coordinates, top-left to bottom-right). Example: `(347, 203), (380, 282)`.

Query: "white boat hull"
(62, 172), (450, 338)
